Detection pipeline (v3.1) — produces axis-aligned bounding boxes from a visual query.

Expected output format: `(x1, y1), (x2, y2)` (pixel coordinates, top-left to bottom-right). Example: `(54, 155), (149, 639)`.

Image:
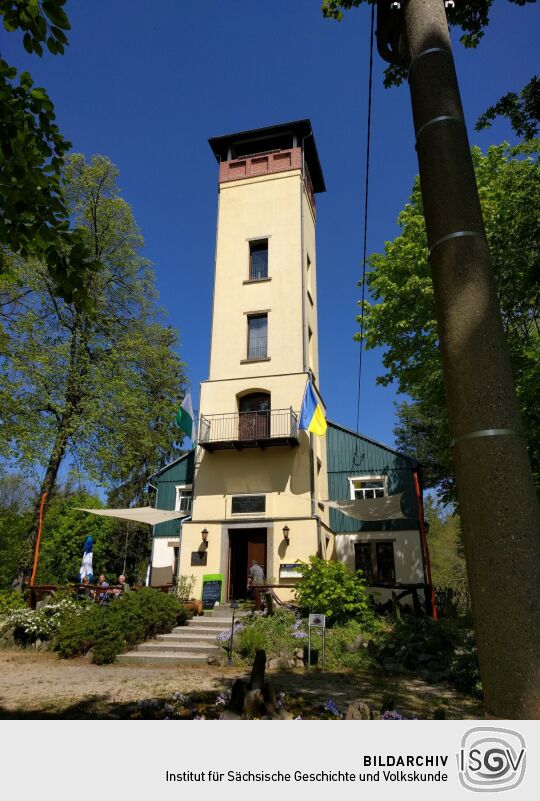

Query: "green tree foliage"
(0, 153), (187, 561)
(294, 556), (374, 626)
(0, 1), (100, 302)
(425, 497), (467, 589)
(359, 141), (540, 502)
(476, 75), (540, 141)
(0, 474), (33, 588)
(35, 491), (117, 585)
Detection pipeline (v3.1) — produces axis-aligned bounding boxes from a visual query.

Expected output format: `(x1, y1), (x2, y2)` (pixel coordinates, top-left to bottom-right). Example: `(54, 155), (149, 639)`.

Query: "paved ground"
(0, 651), (483, 719)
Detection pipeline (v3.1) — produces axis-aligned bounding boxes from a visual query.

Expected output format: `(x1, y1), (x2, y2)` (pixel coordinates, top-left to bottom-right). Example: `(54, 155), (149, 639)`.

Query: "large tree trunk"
(22, 319), (87, 585)
(403, 0), (540, 718)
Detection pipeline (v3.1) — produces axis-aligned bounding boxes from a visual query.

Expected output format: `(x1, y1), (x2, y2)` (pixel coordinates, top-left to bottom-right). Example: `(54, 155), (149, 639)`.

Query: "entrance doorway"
(228, 528), (267, 600)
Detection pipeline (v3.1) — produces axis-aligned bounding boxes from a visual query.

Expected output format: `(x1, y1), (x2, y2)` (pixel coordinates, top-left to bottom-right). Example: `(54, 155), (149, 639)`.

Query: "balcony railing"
(199, 408), (299, 451)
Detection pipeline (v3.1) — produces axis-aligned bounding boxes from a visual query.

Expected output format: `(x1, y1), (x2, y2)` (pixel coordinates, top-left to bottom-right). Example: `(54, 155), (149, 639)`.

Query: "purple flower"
(294, 715), (303, 720)
(382, 710), (404, 720)
(215, 691), (231, 706)
(292, 630), (307, 639)
(292, 619), (304, 631)
(324, 699), (342, 718)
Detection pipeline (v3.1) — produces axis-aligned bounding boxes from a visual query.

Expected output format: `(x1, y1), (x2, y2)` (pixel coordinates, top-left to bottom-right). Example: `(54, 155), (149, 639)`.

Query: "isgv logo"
(457, 727), (526, 792)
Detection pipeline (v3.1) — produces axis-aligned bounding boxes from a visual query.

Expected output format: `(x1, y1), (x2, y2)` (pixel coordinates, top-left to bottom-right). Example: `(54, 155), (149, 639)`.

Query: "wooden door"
(247, 529), (267, 580)
(238, 393), (270, 440)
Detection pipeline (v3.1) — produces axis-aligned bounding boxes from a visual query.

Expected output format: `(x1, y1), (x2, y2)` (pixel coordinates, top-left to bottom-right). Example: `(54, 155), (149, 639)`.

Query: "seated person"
(113, 574), (130, 596)
(98, 574), (110, 604)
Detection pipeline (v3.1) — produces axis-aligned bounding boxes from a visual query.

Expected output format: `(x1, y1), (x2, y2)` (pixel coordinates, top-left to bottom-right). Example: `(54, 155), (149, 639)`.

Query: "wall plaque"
(190, 551), (207, 566)
(231, 495), (265, 514)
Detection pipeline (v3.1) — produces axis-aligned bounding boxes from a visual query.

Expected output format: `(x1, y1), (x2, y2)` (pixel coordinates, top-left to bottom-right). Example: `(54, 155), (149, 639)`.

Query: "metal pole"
(394, 0), (540, 718)
(228, 601), (237, 665)
(29, 492), (48, 595)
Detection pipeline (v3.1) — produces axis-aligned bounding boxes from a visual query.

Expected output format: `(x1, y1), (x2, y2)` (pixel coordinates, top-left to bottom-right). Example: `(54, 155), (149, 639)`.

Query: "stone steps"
(117, 605), (249, 665)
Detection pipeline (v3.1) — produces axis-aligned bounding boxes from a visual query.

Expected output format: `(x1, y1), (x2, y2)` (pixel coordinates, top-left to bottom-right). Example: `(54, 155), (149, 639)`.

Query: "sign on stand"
(308, 613), (326, 669)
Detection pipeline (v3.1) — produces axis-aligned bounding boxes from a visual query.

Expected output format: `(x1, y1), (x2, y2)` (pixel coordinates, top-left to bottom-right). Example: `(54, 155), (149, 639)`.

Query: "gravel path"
(0, 651), (483, 719)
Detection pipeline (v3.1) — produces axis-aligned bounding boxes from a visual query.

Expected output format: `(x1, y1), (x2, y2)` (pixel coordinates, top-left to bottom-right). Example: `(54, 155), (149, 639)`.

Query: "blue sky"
(3, 0), (539, 454)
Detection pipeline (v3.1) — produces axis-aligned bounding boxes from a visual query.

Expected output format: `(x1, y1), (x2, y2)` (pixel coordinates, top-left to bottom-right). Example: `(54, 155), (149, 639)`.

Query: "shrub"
(55, 588), (187, 664)
(5, 599), (90, 644)
(236, 627), (266, 659)
(0, 590), (27, 617)
(294, 557), (374, 626)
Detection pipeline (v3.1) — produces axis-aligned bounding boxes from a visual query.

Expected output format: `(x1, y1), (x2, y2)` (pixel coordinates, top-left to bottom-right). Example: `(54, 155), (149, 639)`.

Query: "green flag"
(176, 392), (194, 439)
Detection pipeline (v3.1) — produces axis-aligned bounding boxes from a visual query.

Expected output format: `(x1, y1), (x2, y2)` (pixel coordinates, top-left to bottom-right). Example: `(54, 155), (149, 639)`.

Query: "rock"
(367, 640), (378, 657)
(294, 659), (304, 668)
(250, 650), (266, 690)
(263, 681), (278, 710)
(294, 648), (304, 660)
(345, 700), (371, 720)
(219, 710), (242, 720)
(230, 679), (246, 714)
(380, 696), (395, 714)
(345, 635), (366, 654)
(207, 655), (220, 665)
(381, 658), (402, 673)
(0, 627), (16, 649)
(244, 688), (265, 719)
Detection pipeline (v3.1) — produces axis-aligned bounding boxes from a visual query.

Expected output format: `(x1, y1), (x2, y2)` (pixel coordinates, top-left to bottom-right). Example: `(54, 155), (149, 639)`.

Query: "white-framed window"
(349, 476), (387, 500)
(175, 484), (193, 514)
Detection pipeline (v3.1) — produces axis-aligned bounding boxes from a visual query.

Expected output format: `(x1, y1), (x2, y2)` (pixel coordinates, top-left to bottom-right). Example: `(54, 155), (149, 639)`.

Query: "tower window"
(247, 314), (268, 360)
(249, 240), (268, 280)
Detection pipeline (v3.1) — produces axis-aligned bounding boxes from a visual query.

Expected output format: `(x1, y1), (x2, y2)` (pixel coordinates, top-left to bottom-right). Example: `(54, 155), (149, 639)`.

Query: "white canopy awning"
(76, 506), (187, 525)
(325, 493), (405, 521)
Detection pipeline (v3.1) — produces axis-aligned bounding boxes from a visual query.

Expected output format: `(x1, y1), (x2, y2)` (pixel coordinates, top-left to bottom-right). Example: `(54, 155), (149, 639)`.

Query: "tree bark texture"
(403, 0), (540, 718)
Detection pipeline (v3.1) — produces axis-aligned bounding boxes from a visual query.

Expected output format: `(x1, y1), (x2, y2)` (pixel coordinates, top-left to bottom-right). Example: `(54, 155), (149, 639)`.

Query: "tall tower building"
(178, 120), (331, 601)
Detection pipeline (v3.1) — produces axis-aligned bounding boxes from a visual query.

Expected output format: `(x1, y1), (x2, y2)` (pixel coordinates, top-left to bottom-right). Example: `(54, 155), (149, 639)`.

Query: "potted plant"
(175, 575), (202, 615)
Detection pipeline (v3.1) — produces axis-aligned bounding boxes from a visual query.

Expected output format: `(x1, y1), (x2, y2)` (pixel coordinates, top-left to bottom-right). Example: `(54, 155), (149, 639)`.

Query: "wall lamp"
(201, 528), (209, 545)
(282, 525), (290, 542)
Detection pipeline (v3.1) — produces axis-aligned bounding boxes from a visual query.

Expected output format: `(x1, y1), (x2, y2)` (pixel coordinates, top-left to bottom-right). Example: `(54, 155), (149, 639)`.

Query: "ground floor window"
(354, 540), (396, 584)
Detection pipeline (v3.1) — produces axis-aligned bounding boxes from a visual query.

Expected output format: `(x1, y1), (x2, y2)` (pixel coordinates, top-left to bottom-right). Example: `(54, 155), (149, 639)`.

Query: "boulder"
(244, 688), (265, 719)
(219, 710), (242, 720)
(230, 679), (246, 714)
(345, 635), (366, 654)
(345, 700), (371, 720)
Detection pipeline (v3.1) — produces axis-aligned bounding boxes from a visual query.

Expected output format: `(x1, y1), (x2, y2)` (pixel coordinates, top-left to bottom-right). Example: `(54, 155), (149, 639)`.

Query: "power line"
(355, 2), (375, 435)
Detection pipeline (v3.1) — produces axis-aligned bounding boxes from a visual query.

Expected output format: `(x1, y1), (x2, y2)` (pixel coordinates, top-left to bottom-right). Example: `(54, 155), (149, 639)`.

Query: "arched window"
(238, 392), (270, 439)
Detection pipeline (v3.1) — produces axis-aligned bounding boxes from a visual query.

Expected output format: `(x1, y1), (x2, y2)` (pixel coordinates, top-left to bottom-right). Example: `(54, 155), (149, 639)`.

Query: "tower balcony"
(218, 147), (317, 220)
(198, 408), (299, 452)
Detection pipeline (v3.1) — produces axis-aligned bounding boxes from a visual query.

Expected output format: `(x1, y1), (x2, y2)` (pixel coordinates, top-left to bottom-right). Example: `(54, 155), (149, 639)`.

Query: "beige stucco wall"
(179, 517), (319, 602)
(209, 170), (304, 380)
(177, 160), (329, 603)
